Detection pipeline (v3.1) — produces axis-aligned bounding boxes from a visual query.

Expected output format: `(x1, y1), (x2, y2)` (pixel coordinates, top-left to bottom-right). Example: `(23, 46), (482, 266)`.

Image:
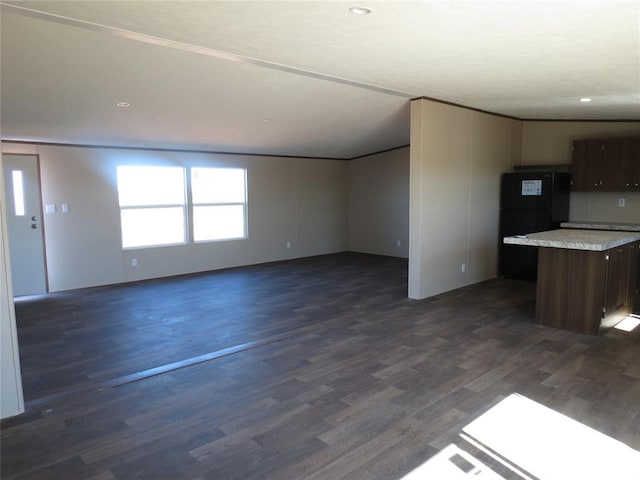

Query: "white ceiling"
(1, 0), (639, 159)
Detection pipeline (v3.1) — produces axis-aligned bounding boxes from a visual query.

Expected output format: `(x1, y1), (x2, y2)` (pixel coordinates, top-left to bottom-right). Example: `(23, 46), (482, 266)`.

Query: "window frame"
(189, 167), (248, 244)
(117, 165), (188, 250)
(117, 165), (248, 250)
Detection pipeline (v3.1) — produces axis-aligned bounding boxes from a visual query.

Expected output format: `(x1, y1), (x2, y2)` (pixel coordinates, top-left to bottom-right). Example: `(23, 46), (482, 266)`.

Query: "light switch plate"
(45, 204), (56, 213)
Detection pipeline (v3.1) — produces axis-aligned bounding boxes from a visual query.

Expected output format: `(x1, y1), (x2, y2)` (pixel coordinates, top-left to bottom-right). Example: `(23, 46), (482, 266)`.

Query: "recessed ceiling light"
(116, 102), (130, 107)
(579, 97), (592, 103)
(349, 7), (372, 15)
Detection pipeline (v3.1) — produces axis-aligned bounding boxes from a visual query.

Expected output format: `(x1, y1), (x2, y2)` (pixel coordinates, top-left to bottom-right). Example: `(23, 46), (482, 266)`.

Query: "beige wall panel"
(568, 191), (589, 222)
(2, 144), (348, 291)
(348, 147), (409, 258)
(521, 121), (640, 165)
(410, 100), (472, 299)
(347, 162), (376, 253)
(410, 100), (520, 300)
(468, 113), (517, 284)
(408, 102), (427, 298)
(38, 146), (123, 290)
(247, 156), (299, 263)
(570, 192), (640, 223)
(296, 160), (348, 258)
(510, 121), (523, 167)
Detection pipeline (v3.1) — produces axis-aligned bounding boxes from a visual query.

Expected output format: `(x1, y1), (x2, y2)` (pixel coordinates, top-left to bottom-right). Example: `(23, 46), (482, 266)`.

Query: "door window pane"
(11, 170), (25, 216)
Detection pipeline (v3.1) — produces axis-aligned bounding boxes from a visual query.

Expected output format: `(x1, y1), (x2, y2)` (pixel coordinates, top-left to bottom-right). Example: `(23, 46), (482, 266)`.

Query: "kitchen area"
(501, 136), (640, 335)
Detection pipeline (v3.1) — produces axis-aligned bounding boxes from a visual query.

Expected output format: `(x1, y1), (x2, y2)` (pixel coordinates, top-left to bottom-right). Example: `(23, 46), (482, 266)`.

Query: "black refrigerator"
(499, 171), (570, 281)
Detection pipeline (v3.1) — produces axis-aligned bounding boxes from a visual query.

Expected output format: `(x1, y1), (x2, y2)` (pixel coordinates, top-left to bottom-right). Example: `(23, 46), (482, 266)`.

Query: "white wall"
(347, 147), (409, 258)
(2, 143), (348, 292)
(0, 156), (25, 419)
(521, 121), (640, 224)
(409, 99), (521, 300)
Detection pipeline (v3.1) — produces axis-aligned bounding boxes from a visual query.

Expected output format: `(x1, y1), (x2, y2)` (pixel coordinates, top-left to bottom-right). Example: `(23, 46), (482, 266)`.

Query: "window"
(117, 166), (186, 248)
(191, 167), (247, 242)
(116, 165), (247, 249)
(11, 170), (25, 216)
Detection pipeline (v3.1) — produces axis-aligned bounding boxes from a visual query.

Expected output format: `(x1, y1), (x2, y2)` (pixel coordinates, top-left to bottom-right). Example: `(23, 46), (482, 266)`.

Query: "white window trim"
(120, 204), (189, 250)
(189, 168), (248, 244)
(118, 166), (248, 249)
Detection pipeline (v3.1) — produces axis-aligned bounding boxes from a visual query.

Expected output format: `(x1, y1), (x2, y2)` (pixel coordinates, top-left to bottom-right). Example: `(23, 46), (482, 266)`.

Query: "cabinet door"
(637, 242), (640, 291)
(604, 242), (640, 318)
(571, 140), (589, 190)
(621, 138), (640, 191)
(571, 140), (602, 191)
(536, 247), (607, 334)
(601, 138), (623, 190)
(604, 246), (628, 314)
(627, 242), (639, 308)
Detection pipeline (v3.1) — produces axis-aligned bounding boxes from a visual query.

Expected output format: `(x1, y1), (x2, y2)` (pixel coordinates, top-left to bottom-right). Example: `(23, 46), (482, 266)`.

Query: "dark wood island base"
(536, 243), (639, 334)
(505, 229), (640, 335)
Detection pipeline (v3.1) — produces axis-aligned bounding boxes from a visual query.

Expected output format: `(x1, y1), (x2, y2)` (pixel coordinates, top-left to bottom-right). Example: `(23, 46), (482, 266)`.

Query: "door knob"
(31, 224), (37, 229)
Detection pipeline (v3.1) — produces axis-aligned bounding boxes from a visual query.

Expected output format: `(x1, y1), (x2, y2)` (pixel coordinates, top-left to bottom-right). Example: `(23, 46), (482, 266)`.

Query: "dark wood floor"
(2, 252), (640, 480)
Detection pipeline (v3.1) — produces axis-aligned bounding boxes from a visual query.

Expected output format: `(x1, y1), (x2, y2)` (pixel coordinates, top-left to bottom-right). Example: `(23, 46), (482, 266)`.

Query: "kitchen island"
(504, 229), (640, 334)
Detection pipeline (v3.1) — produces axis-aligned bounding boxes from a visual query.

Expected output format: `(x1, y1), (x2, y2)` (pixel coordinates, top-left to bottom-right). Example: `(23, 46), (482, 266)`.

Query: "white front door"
(2, 154), (47, 296)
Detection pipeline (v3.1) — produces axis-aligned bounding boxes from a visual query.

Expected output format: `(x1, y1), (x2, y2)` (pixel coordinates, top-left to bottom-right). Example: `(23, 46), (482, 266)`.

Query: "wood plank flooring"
(2, 252), (640, 480)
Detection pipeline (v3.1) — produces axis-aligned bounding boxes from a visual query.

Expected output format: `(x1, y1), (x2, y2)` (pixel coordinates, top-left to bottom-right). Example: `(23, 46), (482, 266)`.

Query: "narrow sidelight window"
(11, 170), (25, 216)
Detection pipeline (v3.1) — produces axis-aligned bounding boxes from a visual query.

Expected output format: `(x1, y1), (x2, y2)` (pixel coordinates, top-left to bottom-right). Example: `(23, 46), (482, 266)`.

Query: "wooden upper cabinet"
(571, 139), (603, 191)
(571, 137), (640, 192)
(601, 139), (623, 190)
(570, 140), (588, 190)
(620, 137), (640, 191)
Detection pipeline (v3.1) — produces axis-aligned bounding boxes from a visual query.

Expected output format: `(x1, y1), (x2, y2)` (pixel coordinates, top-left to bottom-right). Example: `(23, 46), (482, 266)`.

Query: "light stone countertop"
(561, 222), (640, 232)
(504, 229), (640, 251)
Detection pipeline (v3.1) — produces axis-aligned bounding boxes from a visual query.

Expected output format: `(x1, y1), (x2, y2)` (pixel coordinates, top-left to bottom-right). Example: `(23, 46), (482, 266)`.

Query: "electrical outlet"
(461, 263), (466, 273)
(286, 241), (291, 249)
(131, 258), (138, 267)
(396, 240), (401, 247)
(618, 197), (626, 207)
